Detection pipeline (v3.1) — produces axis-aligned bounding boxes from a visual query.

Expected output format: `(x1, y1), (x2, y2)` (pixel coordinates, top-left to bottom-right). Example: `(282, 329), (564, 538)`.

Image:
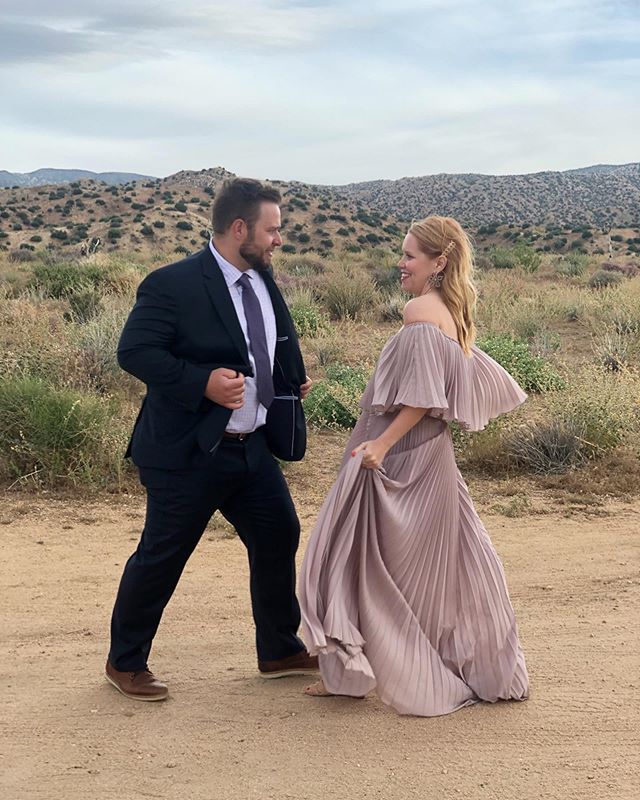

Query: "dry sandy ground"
(1, 445), (639, 800)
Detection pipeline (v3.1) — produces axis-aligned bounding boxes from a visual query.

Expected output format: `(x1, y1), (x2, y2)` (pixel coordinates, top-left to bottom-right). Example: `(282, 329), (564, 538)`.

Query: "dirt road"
(1, 443), (638, 800)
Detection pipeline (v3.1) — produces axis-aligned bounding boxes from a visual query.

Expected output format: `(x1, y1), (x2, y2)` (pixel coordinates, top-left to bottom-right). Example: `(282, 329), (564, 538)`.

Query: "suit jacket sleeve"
(117, 270), (212, 413)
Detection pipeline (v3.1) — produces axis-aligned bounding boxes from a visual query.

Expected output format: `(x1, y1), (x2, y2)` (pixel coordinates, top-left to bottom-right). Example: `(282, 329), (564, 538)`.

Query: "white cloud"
(0, 1), (638, 180)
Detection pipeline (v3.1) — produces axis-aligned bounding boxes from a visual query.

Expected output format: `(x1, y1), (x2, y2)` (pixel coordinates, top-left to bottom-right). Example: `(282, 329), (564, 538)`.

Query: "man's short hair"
(211, 178), (281, 234)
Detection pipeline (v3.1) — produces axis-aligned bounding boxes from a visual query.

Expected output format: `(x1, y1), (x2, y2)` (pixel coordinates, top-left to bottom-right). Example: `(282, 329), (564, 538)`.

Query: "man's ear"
(230, 218), (247, 240)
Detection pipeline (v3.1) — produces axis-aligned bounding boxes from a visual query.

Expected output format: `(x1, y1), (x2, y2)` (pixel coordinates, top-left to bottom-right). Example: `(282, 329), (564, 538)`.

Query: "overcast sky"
(1, 0), (638, 183)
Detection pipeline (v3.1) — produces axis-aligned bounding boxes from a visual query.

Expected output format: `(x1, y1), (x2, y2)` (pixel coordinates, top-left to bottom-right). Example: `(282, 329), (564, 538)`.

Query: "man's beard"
(239, 239), (270, 272)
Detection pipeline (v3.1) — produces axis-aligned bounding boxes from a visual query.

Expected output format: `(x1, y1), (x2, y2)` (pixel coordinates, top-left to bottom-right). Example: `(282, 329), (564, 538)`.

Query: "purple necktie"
(238, 273), (275, 409)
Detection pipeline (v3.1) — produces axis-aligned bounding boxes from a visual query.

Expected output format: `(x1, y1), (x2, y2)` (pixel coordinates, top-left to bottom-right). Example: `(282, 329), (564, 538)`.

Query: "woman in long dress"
(299, 216), (529, 717)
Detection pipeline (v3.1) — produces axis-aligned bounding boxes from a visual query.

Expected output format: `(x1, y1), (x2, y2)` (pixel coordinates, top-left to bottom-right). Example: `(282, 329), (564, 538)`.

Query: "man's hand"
(352, 438), (389, 470)
(205, 368), (245, 409)
(300, 375), (313, 400)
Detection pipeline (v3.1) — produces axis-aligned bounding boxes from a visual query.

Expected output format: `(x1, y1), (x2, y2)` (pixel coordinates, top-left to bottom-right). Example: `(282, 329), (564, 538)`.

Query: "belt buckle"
(237, 432), (248, 441)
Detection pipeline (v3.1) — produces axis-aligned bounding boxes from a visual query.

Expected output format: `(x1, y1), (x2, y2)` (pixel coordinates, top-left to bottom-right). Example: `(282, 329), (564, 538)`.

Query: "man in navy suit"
(105, 178), (317, 701)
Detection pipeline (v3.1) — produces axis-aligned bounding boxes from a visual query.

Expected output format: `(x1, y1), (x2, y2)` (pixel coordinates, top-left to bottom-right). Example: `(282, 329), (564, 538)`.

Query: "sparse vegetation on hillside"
(2, 167), (640, 265)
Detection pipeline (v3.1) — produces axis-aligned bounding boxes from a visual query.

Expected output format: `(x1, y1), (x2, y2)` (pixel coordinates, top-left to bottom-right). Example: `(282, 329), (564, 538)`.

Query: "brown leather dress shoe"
(105, 660), (168, 701)
(258, 650), (319, 679)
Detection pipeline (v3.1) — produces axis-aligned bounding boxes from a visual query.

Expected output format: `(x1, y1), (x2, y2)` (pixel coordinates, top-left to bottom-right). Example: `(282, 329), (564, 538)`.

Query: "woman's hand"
(352, 438), (390, 470)
(299, 375), (313, 400)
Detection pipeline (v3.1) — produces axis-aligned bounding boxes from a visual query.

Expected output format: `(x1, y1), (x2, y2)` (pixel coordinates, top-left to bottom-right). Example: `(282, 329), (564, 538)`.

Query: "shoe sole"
(259, 668), (320, 680)
(105, 672), (168, 701)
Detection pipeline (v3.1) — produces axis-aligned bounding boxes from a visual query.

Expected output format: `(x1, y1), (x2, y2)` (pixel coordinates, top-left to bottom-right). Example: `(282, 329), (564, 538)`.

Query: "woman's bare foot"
(303, 680), (333, 697)
(303, 680), (366, 699)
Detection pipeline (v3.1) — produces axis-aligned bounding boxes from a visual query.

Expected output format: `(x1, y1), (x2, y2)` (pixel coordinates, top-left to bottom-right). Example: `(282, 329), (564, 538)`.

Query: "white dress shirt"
(209, 240), (277, 433)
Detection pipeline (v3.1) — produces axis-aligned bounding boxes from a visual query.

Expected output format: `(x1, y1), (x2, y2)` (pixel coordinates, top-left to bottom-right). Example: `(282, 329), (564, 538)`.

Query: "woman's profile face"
(398, 233), (440, 296)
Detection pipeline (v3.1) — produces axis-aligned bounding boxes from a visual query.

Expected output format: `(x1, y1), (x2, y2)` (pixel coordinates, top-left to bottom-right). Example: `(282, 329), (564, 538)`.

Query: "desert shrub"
(305, 330), (347, 367)
(0, 375), (128, 487)
(0, 297), (78, 384)
(505, 367), (638, 473)
(30, 258), (142, 299)
(592, 331), (637, 372)
(31, 261), (91, 297)
(453, 419), (512, 474)
(609, 309), (640, 337)
(372, 263), (400, 291)
(9, 249), (35, 263)
(285, 288), (328, 337)
(528, 330), (561, 358)
(71, 300), (132, 392)
(555, 253), (590, 277)
(321, 270), (377, 320)
(278, 253), (325, 277)
(487, 247), (518, 269)
(477, 334), (565, 392)
(512, 242), (542, 273)
(67, 287), (103, 322)
(506, 306), (544, 341)
(304, 363), (369, 428)
(379, 292), (405, 321)
(589, 270), (622, 289)
(507, 418), (588, 474)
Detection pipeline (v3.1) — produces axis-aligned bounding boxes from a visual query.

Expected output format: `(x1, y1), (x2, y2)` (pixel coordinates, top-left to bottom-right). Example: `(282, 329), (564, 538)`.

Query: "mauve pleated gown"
(300, 323), (530, 716)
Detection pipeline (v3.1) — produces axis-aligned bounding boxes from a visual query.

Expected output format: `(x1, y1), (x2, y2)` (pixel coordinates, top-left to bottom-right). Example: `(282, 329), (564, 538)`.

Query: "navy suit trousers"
(109, 429), (304, 670)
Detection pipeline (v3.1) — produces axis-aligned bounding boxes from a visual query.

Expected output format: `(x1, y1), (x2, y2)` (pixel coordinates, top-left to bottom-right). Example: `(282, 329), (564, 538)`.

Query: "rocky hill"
(328, 163), (640, 227)
(0, 168), (404, 259)
(1, 166), (639, 261)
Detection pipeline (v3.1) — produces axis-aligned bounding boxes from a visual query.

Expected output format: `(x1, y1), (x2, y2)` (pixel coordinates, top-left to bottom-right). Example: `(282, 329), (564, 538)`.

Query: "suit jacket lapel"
(200, 247), (250, 363)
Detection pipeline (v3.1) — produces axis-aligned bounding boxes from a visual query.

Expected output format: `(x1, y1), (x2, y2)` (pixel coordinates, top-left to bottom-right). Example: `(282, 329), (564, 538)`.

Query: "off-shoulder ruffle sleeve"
(359, 323), (527, 431)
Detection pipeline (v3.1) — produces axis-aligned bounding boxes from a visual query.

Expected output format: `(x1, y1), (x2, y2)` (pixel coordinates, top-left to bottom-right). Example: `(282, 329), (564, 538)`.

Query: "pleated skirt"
(299, 412), (529, 716)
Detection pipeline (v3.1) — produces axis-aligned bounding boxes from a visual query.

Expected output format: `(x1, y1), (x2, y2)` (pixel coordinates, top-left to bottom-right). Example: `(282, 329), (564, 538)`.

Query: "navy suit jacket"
(118, 247), (306, 469)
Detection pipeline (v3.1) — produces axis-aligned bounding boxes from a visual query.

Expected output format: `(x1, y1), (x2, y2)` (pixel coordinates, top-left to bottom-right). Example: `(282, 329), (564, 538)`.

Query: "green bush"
(304, 363), (369, 429)
(0, 376), (128, 487)
(30, 259), (138, 299)
(487, 247), (518, 269)
(555, 253), (590, 277)
(286, 289), (328, 337)
(31, 262), (96, 297)
(512, 242), (542, 273)
(477, 334), (565, 392)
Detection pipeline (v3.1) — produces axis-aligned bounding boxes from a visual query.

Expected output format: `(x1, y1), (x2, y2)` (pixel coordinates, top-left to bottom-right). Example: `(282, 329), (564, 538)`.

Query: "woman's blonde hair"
(408, 215), (477, 354)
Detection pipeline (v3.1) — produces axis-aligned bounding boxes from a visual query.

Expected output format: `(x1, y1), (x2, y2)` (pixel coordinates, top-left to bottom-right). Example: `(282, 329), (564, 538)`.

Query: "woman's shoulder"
(402, 296), (459, 342)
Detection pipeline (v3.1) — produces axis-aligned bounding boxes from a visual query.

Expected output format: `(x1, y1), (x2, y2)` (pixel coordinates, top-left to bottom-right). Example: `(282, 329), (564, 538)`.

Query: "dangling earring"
(428, 270), (444, 290)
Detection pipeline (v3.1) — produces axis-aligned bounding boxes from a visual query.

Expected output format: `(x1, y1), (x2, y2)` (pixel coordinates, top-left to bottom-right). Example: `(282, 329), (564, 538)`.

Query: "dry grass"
(1, 248), (639, 501)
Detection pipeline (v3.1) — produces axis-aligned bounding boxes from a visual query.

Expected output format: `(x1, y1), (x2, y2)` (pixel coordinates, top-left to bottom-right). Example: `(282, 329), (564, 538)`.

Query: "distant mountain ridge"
(327, 163), (640, 226)
(0, 168), (155, 188)
(2, 163), (639, 225)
